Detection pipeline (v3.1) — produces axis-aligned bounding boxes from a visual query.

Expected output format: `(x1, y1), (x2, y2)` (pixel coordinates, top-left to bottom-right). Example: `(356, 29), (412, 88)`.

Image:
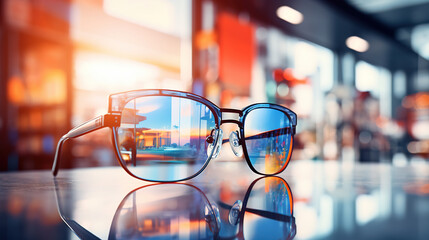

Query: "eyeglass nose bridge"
(220, 108), (243, 127)
(219, 108), (245, 157)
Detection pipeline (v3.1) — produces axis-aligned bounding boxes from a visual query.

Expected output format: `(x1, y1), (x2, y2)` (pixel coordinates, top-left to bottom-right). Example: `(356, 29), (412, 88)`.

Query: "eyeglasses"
(52, 89), (297, 182)
(54, 180), (221, 239)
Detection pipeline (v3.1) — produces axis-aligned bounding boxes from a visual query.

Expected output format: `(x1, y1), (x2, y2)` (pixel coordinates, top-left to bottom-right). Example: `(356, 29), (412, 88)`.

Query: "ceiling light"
(276, 6), (303, 25)
(346, 36), (369, 52)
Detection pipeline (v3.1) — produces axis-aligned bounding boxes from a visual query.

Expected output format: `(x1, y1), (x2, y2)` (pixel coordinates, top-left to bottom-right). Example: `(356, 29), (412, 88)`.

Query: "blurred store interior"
(1, 0), (429, 172)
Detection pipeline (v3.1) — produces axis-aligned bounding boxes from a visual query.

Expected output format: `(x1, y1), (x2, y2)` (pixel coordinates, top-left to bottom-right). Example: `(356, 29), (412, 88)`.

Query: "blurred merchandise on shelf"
(403, 92), (429, 158)
(1, 0), (72, 171)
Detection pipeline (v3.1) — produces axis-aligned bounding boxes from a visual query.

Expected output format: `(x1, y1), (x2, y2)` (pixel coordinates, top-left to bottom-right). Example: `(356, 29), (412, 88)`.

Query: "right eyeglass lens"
(243, 108), (293, 174)
(116, 96), (218, 181)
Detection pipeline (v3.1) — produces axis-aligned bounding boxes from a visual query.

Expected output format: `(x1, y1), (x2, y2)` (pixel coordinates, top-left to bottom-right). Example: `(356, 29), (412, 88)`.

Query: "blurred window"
(393, 71), (406, 99)
(356, 60), (379, 95)
(103, 0), (191, 37)
(68, 0), (191, 168)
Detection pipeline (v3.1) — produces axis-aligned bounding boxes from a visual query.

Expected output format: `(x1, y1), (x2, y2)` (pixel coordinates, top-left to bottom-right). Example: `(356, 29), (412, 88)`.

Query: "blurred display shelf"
(1, 2), (72, 171)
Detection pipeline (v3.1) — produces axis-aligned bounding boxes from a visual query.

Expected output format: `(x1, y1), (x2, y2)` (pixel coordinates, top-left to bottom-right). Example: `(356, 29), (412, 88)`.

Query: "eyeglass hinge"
(103, 114), (121, 127)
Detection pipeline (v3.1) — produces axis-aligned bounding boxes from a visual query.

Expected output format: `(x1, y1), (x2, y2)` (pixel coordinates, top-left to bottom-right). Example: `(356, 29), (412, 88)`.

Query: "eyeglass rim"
(108, 89), (222, 127)
(109, 89), (296, 182)
(111, 126), (222, 183)
(109, 90), (222, 182)
(108, 89), (297, 127)
(239, 105), (295, 176)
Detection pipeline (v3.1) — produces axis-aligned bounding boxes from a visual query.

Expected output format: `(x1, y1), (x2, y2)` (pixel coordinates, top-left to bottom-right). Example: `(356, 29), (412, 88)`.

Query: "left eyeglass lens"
(243, 108), (293, 175)
(117, 96), (217, 181)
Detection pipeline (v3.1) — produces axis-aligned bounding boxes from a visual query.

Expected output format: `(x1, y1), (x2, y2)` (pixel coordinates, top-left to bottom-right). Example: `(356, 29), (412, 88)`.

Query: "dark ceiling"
(348, 0), (429, 29)
(214, 0), (429, 73)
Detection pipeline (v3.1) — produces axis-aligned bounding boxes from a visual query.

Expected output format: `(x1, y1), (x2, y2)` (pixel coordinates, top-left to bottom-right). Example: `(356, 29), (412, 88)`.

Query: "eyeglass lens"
(117, 96), (218, 181)
(243, 108), (293, 174)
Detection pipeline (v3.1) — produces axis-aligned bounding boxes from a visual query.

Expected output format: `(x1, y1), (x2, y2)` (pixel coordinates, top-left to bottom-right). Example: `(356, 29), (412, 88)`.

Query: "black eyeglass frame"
(52, 89), (297, 182)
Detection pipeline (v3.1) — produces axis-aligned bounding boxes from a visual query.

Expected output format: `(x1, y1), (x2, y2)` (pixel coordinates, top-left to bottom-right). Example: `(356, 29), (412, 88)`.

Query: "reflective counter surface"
(1, 160), (429, 239)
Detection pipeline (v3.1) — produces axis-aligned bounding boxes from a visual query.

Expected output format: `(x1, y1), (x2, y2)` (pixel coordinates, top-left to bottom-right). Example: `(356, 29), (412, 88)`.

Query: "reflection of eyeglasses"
(54, 180), (221, 239)
(52, 89), (297, 182)
(110, 183), (221, 239)
(218, 176), (296, 240)
(54, 176), (295, 239)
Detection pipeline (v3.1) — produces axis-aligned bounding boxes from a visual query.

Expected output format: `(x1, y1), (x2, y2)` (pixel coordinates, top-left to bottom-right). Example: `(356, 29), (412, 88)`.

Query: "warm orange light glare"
(416, 93), (429, 108)
(283, 68), (294, 81)
(402, 93), (429, 109)
(407, 141), (429, 154)
(122, 154), (131, 161)
(276, 6), (304, 25)
(346, 36), (369, 52)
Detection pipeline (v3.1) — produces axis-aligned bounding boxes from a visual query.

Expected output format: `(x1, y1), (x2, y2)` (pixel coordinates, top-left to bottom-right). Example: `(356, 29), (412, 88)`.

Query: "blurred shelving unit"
(0, 0), (6, 171)
(0, 0), (72, 171)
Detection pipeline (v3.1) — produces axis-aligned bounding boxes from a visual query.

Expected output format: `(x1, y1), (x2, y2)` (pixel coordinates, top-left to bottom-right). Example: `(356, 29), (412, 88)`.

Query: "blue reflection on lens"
(244, 108), (292, 174)
(117, 96), (217, 181)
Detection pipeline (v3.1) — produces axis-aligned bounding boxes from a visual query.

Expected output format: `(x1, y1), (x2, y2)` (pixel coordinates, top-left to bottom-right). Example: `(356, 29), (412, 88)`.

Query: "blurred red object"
(217, 12), (255, 96)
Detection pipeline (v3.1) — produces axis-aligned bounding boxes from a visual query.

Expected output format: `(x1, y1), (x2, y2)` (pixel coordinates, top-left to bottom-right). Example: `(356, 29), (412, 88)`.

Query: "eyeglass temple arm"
(52, 114), (121, 176)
